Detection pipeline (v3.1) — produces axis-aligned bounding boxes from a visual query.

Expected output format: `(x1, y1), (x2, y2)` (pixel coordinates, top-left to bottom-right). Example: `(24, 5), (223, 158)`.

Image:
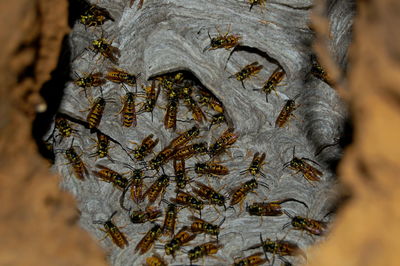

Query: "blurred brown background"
(0, 0), (399, 265)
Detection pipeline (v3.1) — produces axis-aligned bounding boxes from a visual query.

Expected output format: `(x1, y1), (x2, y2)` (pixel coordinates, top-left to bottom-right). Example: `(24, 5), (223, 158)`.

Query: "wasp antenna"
(109, 211), (118, 220)
(282, 161), (291, 169)
(282, 221), (291, 230)
(283, 209), (294, 219)
(218, 217), (226, 227)
(119, 185), (132, 211)
(258, 181), (269, 189)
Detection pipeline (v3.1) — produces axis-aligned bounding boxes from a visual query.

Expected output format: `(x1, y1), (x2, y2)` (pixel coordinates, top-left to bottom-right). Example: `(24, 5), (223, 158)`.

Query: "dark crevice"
(226, 45), (281, 70)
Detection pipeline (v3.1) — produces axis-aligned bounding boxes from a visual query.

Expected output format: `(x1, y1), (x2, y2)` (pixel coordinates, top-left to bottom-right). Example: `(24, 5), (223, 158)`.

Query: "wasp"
(229, 179), (269, 207)
(79, 4), (114, 28)
(145, 254), (167, 266)
(209, 113), (227, 130)
(190, 216), (225, 242)
(139, 80), (160, 120)
(229, 62), (263, 90)
(283, 147), (323, 182)
(254, 68), (285, 103)
(86, 97), (106, 132)
(118, 89), (137, 128)
(119, 168), (150, 210)
(240, 152), (267, 178)
(208, 127), (239, 157)
(310, 60), (334, 86)
(135, 223), (162, 254)
(171, 190), (204, 214)
(143, 174), (170, 204)
(93, 211), (128, 249)
(157, 72), (184, 91)
(188, 242), (223, 264)
(169, 125), (200, 149)
(74, 72), (106, 93)
(198, 88), (224, 113)
(161, 200), (179, 237)
(245, 234), (306, 263)
(172, 142), (208, 160)
(232, 252), (268, 266)
(194, 162), (229, 176)
(164, 226), (196, 257)
(106, 68), (137, 86)
(64, 144), (88, 181)
(93, 165), (129, 190)
(192, 181), (226, 208)
(174, 159), (189, 189)
(89, 132), (111, 160)
(149, 146), (175, 170)
(283, 210), (328, 236)
(275, 95), (300, 128)
(130, 206), (162, 224)
(53, 115), (76, 141)
(164, 98), (178, 131)
(129, 134), (159, 161)
(246, 198), (308, 217)
(91, 37), (120, 64)
(180, 87), (206, 122)
(203, 25), (241, 52)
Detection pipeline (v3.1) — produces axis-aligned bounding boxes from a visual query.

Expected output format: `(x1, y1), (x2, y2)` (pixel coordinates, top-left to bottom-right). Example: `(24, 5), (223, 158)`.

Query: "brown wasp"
(135, 223), (162, 254)
(254, 68), (285, 103)
(170, 190), (204, 215)
(90, 37), (120, 64)
(106, 68), (137, 86)
(180, 86), (206, 122)
(275, 95), (300, 128)
(229, 179), (269, 209)
(145, 254), (167, 266)
(310, 59), (334, 86)
(192, 181), (226, 209)
(129, 134), (159, 161)
(79, 4), (114, 28)
(169, 125), (200, 148)
(232, 252), (268, 266)
(229, 62), (263, 90)
(92, 165), (129, 190)
(60, 140), (88, 181)
(198, 87), (224, 113)
(161, 200), (179, 237)
(164, 226), (196, 257)
(283, 147), (323, 182)
(245, 233), (306, 264)
(188, 242), (223, 264)
(208, 127), (239, 157)
(240, 152), (267, 178)
(164, 98), (178, 131)
(174, 159), (189, 189)
(193, 162), (229, 176)
(93, 211), (128, 249)
(246, 198), (308, 217)
(143, 174), (170, 204)
(129, 206), (162, 224)
(148, 146), (175, 170)
(190, 216), (225, 242)
(283, 210), (328, 236)
(172, 142), (208, 160)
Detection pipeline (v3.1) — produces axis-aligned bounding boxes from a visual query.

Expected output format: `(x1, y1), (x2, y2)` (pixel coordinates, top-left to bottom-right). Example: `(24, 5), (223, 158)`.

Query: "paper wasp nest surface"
(48, 0), (353, 265)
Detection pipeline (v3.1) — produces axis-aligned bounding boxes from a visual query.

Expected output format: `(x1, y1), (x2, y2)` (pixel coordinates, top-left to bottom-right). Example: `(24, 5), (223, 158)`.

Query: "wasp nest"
(46, 0), (353, 264)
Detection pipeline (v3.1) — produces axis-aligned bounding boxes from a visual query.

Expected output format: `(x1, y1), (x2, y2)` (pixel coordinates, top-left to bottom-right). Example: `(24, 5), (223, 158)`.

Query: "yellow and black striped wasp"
(117, 86), (138, 128)
(240, 152), (267, 178)
(89, 132), (112, 160)
(229, 62), (263, 90)
(148, 146), (175, 170)
(79, 3), (114, 28)
(168, 125), (200, 149)
(209, 113), (227, 130)
(246, 198), (308, 217)
(92, 165), (129, 190)
(145, 254), (167, 266)
(170, 190), (204, 216)
(90, 36), (120, 64)
(254, 68), (285, 103)
(188, 242), (223, 264)
(54, 115), (74, 139)
(174, 159), (189, 189)
(283, 147), (323, 183)
(138, 80), (160, 121)
(93, 211), (128, 249)
(208, 127), (239, 157)
(247, 0), (267, 11)
(74, 72), (106, 96)
(229, 179), (269, 211)
(161, 199), (179, 237)
(106, 68), (137, 87)
(172, 142), (208, 160)
(135, 223), (162, 254)
(85, 96), (106, 132)
(232, 252), (268, 266)
(310, 56), (334, 86)
(142, 174), (171, 204)
(129, 206), (162, 224)
(275, 95), (300, 128)
(164, 97), (178, 131)
(58, 139), (88, 181)
(192, 181), (226, 209)
(163, 226), (196, 258)
(180, 86), (206, 123)
(193, 162), (229, 177)
(129, 134), (159, 161)
(282, 210), (328, 236)
(190, 216), (225, 242)
(119, 167), (152, 211)
(245, 233), (306, 264)
(197, 87), (224, 113)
